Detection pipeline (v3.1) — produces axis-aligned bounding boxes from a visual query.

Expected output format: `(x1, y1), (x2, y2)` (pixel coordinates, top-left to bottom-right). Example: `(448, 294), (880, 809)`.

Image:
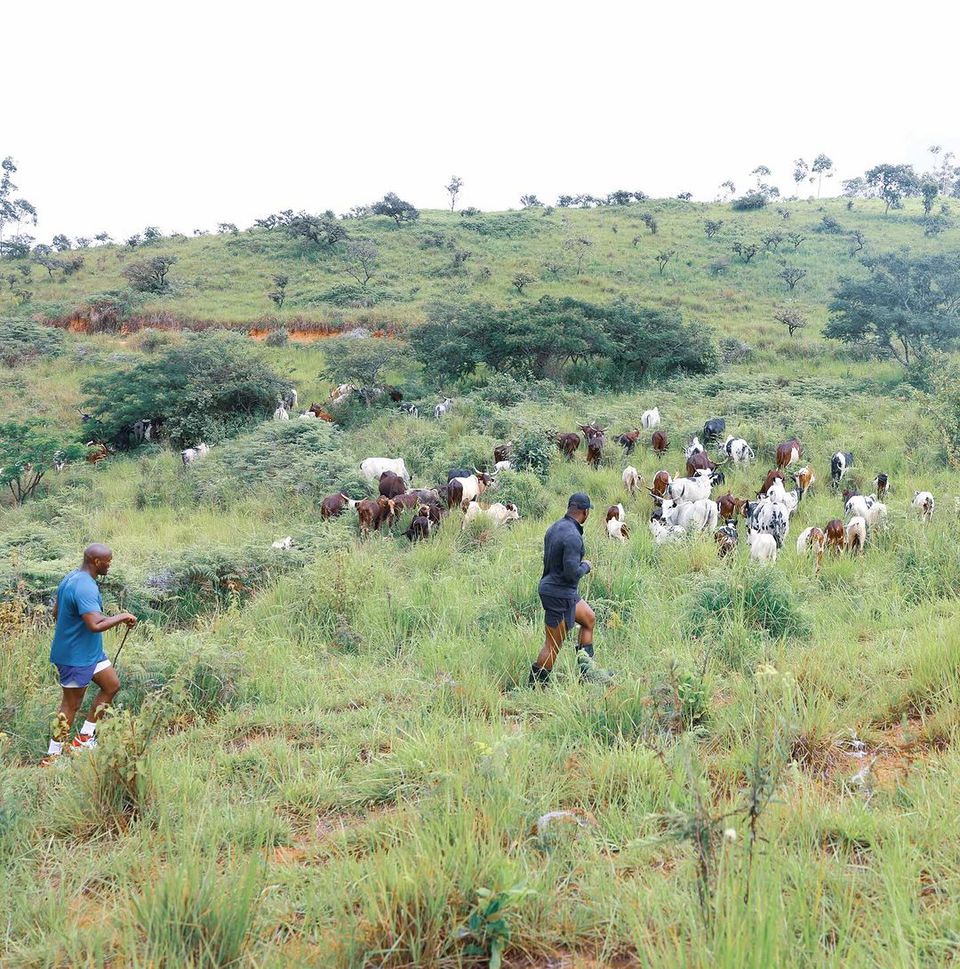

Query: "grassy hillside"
(1, 197), (960, 966)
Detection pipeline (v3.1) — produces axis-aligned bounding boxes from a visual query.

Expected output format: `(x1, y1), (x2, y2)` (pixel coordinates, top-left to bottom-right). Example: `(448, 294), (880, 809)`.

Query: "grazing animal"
(360, 457), (410, 483)
(282, 388), (298, 410)
(715, 520), (738, 558)
(394, 491), (443, 523)
(579, 424), (606, 469)
(447, 468), (472, 481)
(606, 516), (630, 541)
(307, 404), (336, 421)
(845, 516), (867, 554)
(775, 438), (803, 469)
(792, 465), (815, 496)
(615, 428), (641, 455)
(434, 397), (454, 419)
(448, 470), (494, 509)
(686, 450), (717, 478)
(825, 519), (846, 555)
(649, 518), (686, 545)
(665, 469), (714, 504)
(403, 506), (433, 542)
(748, 530), (778, 562)
(703, 418), (726, 443)
(606, 503), (625, 523)
(54, 453), (66, 473)
(722, 436), (754, 464)
(273, 399), (290, 421)
(298, 410), (317, 420)
(180, 443), (210, 466)
(912, 491), (935, 522)
(717, 492), (745, 520)
(271, 536), (294, 550)
(758, 469), (785, 497)
(554, 432), (581, 459)
(831, 451), (854, 487)
(329, 383), (355, 405)
(355, 496), (397, 537)
(766, 478), (802, 515)
(873, 473), (889, 499)
(660, 497), (718, 533)
(845, 494), (877, 519)
(622, 466), (642, 496)
(378, 470), (408, 499)
(462, 500), (520, 529)
(494, 460), (512, 473)
(320, 492), (356, 519)
(386, 386), (404, 403)
(744, 498), (788, 548)
(796, 526), (826, 572)
(651, 430), (669, 456)
(399, 402), (420, 418)
(684, 436), (705, 459)
(493, 443), (513, 464)
(863, 501), (888, 528)
(641, 407), (661, 429)
(85, 442), (110, 465)
(650, 470), (672, 499)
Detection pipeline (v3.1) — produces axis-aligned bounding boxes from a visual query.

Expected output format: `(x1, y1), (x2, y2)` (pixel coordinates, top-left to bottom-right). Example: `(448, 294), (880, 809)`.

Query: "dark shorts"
(54, 655), (110, 689)
(539, 592), (579, 629)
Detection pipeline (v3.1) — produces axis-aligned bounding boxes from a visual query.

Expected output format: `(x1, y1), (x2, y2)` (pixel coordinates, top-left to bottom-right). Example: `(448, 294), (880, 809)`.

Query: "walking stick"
(112, 624), (133, 667)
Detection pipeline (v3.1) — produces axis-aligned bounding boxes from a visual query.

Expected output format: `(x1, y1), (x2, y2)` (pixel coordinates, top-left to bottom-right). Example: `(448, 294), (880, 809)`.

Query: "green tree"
(82, 331), (285, 447)
(372, 193), (419, 226)
(0, 421), (85, 504)
(341, 240), (379, 289)
(322, 337), (410, 404)
(122, 255), (177, 292)
(792, 158), (809, 195)
(865, 163), (919, 213)
(284, 210), (348, 247)
(811, 154), (834, 198)
(920, 179), (938, 216)
(0, 157), (38, 247)
(267, 274), (288, 309)
(445, 175), (463, 212)
(825, 252), (960, 366)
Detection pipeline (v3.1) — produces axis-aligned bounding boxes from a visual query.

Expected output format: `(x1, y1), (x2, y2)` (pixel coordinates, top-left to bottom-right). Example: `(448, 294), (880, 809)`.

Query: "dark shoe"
(577, 650), (615, 685)
(528, 663), (550, 688)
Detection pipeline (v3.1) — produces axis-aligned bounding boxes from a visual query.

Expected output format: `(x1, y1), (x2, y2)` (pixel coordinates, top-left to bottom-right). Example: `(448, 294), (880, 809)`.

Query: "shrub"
(731, 191), (769, 211)
(121, 254), (177, 293)
(688, 568), (809, 639)
(510, 427), (554, 479)
(0, 318), (64, 367)
(814, 215), (844, 234)
(488, 470), (550, 517)
(719, 337), (754, 364)
(134, 327), (177, 353)
(190, 420), (367, 505)
(264, 327), (288, 347)
(82, 330), (286, 448)
(133, 860), (258, 969)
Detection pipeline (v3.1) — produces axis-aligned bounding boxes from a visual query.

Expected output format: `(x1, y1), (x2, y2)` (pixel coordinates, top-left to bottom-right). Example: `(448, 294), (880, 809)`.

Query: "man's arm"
(561, 536), (590, 583)
(81, 611), (137, 633)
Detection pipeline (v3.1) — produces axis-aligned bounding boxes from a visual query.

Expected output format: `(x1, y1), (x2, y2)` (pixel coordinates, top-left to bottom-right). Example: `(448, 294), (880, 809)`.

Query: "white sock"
(47, 739), (63, 756)
(81, 720), (97, 737)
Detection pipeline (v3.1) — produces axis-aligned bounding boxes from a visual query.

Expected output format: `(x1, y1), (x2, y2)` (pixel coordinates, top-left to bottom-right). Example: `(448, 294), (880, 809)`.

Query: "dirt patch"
(225, 722), (324, 752)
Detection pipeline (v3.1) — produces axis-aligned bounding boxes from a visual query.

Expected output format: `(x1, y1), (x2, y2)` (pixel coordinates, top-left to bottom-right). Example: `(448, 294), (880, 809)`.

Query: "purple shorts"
(55, 656), (111, 689)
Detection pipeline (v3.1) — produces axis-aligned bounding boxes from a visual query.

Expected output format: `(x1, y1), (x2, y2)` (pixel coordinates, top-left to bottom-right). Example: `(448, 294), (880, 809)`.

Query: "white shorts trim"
(60, 659), (112, 688)
(94, 659), (112, 675)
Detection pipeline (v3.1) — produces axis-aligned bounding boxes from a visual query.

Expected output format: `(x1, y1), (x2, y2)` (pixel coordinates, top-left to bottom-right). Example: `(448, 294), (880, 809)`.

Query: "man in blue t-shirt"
(42, 543), (137, 765)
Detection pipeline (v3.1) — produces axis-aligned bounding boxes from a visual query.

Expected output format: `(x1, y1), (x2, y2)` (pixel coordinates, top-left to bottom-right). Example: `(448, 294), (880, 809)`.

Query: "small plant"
(267, 273), (288, 309)
(655, 250), (675, 275)
(459, 885), (533, 969)
(640, 213), (658, 234)
(512, 270), (534, 294)
(773, 307), (808, 337)
(731, 241), (759, 264)
(704, 219), (724, 238)
(264, 327), (289, 347)
(777, 265), (807, 291)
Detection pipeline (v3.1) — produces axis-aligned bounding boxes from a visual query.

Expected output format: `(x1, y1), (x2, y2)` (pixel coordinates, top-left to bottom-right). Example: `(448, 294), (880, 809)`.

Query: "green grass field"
(2, 196), (960, 967)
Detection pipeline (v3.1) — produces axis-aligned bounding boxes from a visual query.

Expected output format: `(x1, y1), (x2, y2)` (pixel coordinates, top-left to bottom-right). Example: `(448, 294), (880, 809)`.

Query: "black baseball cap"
(568, 492), (593, 510)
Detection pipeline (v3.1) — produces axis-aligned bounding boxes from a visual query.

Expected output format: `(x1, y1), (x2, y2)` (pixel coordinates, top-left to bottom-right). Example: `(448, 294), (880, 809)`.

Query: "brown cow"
(792, 466), (815, 496)
(493, 442), (513, 464)
(85, 442), (109, 464)
(615, 428), (642, 456)
(686, 450), (717, 478)
(758, 469), (784, 497)
(651, 430), (669, 456)
(579, 424), (605, 469)
(393, 491), (443, 523)
(717, 492), (746, 520)
(320, 492), (355, 519)
(554, 432), (581, 459)
(308, 404), (336, 421)
(775, 438), (803, 470)
(403, 506), (432, 542)
(650, 470), (672, 498)
(378, 470), (407, 499)
(825, 519), (845, 555)
(355, 496), (397, 538)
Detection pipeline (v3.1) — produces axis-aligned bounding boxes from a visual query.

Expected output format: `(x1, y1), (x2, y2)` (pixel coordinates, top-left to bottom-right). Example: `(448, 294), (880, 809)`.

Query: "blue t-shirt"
(50, 570), (105, 666)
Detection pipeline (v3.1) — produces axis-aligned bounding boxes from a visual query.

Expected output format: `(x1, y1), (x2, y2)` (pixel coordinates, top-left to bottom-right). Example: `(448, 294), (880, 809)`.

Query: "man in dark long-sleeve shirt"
(528, 493), (614, 686)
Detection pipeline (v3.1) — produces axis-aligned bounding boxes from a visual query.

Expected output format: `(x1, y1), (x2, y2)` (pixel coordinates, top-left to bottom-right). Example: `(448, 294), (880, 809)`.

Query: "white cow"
(863, 501), (888, 528)
(330, 383), (355, 405)
(665, 469), (713, 504)
(912, 491), (935, 522)
(660, 497), (718, 533)
(494, 460), (513, 473)
(622, 466), (642, 496)
(641, 407), (661, 430)
(684, 436), (705, 459)
(434, 397), (454, 419)
(649, 518), (686, 545)
(748, 530), (778, 563)
(271, 536), (294, 550)
(360, 457), (410, 482)
(845, 494), (878, 520)
(181, 443), (210, 466)
(722, 436), (755, 464)
(461, 500), (520, 530)
(298, 410), (317, 420)
(273, 399), (289, 421)
(450, 471), (494, 508)
(846, 516), (867, 554)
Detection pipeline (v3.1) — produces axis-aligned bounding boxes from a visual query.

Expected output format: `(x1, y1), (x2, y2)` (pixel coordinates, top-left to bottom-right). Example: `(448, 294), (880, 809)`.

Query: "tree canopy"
(825, 251), (960, 366)
(0, 420), (85, 504)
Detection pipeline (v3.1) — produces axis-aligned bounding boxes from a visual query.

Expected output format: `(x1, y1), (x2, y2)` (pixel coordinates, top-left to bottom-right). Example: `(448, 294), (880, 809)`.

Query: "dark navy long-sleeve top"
(538, 514), (590, 598)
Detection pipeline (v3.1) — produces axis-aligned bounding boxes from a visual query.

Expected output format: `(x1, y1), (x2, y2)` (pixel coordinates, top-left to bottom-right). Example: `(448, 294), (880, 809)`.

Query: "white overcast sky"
(5, 0), (959, 241)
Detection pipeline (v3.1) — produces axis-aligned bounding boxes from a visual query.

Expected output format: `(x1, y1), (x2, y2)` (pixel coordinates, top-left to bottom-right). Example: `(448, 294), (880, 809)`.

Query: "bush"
(510, 427), (554, 479)
(264, 327), (288, 347)
(688, 568), (809, 639)
(121, 255), (177, 293)
(814, 215), (844, 234)
(190, 420), (367, 505)
(82, 330), (286, 448)
(489, 470), (550, 517)
(731, 191), (769, 211)
(0, 318), (64, 367)
(134, 327), (177, 353)
(719, 337), (754, 364)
